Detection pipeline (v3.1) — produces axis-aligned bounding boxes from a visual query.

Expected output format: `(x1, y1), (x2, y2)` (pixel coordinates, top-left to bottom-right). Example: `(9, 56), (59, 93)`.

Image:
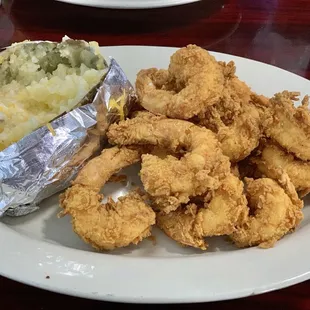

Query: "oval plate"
(1, 46), (310, 304)
(56, 0), (200, 9)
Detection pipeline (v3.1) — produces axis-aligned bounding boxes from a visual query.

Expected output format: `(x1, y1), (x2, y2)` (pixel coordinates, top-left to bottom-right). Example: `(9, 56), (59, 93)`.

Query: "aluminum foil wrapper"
(0, 58), (136, 217)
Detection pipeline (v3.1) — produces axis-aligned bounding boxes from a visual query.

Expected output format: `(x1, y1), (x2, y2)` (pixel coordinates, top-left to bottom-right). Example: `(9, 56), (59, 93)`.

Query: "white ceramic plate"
(1, 46), (310, 304)
(56, 0), (200, 9)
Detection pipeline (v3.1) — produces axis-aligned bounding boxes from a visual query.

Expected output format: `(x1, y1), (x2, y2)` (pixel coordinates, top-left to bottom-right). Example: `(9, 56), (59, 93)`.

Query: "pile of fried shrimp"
(59, 45), (309, 251)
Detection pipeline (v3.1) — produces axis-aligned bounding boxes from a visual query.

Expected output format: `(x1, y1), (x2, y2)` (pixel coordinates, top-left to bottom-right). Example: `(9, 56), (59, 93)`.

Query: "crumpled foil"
(0, 58), (136, 217)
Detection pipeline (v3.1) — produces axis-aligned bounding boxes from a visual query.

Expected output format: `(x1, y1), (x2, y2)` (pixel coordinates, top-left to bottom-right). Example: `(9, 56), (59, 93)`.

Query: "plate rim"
(56, 0), (200, 9)
(1, 45), (310, 304)
(1, 221), (310, 303)
(101, 45), (310, 83)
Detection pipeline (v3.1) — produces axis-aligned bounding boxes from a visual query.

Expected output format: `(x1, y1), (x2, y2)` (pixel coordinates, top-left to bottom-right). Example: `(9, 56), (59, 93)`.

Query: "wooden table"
(1, 0), (310, 308)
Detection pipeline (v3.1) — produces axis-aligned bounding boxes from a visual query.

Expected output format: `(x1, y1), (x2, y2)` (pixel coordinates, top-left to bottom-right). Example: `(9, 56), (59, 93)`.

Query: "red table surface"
(1, 0), (310, 308)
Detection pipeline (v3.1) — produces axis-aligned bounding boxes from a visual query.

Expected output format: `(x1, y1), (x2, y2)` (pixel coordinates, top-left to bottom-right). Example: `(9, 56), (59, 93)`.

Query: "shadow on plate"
(9, 0), (226, 35)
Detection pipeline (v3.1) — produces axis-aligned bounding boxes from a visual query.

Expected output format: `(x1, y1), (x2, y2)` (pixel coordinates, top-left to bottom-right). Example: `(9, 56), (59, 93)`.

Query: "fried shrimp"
(196, 174), (248, 236)
(251, 142), (310, 195)
(198, 78), (263, 162)
(157, 204), (207, 250)
(72, 145), (143, 188)
(157, 174), (248, 249)
(230, 175), (304, 248)
(202, 103), (262, 162)
(59, 146), (156, 250)
(141, 154), (221, 213)
(107, 112), (231, 213)
(135, 45), (227, 119)
(263, 91), (310, 161)
(136, 46), (264, 162)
